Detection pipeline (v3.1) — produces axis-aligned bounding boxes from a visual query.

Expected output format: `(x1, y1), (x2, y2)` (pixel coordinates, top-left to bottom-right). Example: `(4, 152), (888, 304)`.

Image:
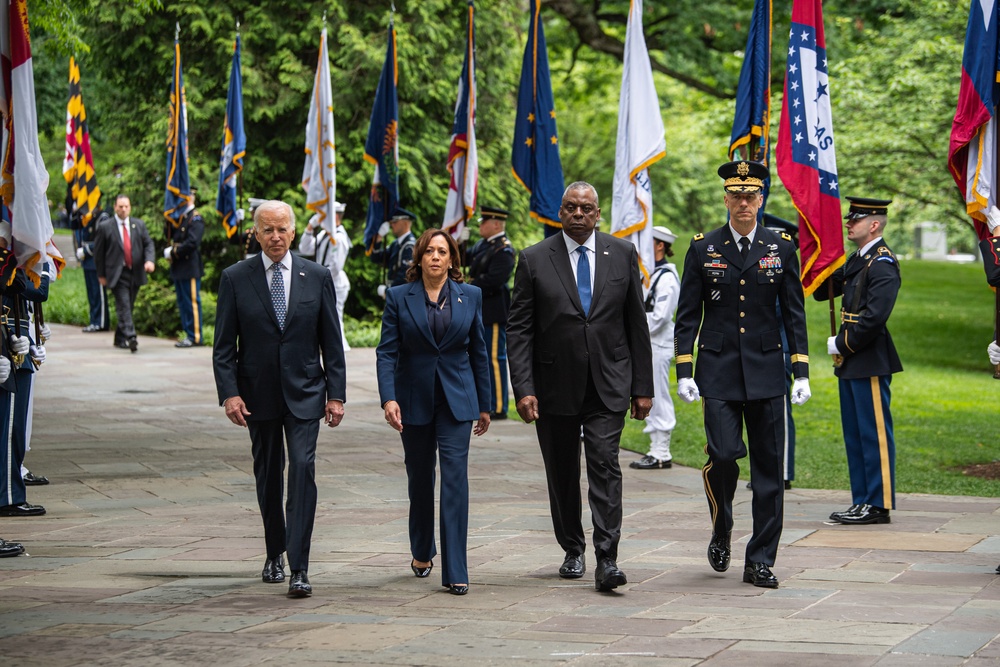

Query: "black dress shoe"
(114, 340), (130, 349)
(784, 480), (792, 490)
(743, 561), (779, 588)
(836, 504), (890, 525)
(447, 584), (469, 595)
(707, 531), (731, 572)
(558, 552), (585, 579)
(411, 559), (433, 578)
(287, 571), (312, 598)
(829, 504), (861, 521)
(128, 337), (138, 353)
(490, 412), (507, 420)
(0, 503), (45, 517)
(23, 471), (49, 486)
(262, 555), (285, 583)
(0, 538), (24, 557)
(629, 455), (672, 469)
(595, 558), (627, 591)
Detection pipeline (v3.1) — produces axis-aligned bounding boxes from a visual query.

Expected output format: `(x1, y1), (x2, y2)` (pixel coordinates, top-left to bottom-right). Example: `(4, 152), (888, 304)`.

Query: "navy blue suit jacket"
(376, 279), (491, 425)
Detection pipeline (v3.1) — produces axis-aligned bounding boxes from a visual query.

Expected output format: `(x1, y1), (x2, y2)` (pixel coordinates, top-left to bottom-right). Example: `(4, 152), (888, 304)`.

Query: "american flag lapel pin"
(458, 297), (462, 304)
(299, 272), (305, 277)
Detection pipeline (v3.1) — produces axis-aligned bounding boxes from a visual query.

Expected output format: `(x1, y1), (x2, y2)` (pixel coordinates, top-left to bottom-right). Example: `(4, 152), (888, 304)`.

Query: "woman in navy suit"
(376, 229), (492, 595)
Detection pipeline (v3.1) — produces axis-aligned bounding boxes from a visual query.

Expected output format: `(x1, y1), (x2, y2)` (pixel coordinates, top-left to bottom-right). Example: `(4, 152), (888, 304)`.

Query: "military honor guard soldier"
(815, 197), (902, 526)
(165, 190), (205, 348)
(674, 160), (812, 589)
(465, 206), (515, 419)
(983, 234), (1000, 373)
(370, 207), (417, 295)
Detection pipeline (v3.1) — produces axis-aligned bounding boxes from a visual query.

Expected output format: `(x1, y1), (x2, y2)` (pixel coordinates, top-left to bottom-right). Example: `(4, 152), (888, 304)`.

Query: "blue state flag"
(164, 35), (192, 227)
(363, 21), (400, 252)
(216, 34), (246, 239)
(511, 0), (564, 235)
(728, 0), (772, 214)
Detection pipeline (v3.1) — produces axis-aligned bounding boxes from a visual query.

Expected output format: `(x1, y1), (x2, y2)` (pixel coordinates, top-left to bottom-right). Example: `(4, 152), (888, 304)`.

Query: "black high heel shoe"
(447, 584), (469, 595)
(411, 559), (433, 578)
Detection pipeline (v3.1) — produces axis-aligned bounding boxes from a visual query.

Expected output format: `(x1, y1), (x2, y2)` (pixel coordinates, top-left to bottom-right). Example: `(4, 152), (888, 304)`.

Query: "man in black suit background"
(507, 182), (653, 592)
(213, 200), (346, 598)
(93, 194), (155, 353)
(674, 160), (811, 589)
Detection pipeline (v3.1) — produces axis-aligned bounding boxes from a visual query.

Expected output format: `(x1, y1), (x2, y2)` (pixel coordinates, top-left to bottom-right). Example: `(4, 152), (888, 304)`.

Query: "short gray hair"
(563, 181), (599, 206)
(253, 200), (295, 227)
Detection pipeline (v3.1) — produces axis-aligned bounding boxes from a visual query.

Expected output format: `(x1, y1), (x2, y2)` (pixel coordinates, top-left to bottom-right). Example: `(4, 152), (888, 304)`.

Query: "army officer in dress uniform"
(466, 206), (515, 419)
(674, 160), (812, 589)
(814, 197), (903, 526)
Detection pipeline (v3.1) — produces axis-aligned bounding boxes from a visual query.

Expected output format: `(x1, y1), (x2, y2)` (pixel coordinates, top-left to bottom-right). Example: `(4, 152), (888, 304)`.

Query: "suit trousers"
(248, 411), (320, 572)
(485, 322), (509, 416)
(702, 396), (785, 565)
(84, 267), (109, 330)
(0, 370), (32, 507)
(839, 375), (895, 510)
(110, 270), (140, 339)
(400, 390), (473, 586)
(535, 373), (626, 562)
(173, 276), (203, 344)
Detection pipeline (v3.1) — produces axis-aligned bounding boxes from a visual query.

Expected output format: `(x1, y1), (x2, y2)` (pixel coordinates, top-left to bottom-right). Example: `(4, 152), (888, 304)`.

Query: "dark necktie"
(270, 262), (286, 330)
(122, 221), (133, 269)
(739, 236), (750, 260)
(576, 246), (591, 315)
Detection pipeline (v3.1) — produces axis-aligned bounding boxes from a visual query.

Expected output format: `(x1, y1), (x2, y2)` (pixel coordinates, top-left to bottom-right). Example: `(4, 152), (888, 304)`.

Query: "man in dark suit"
(507, 182), (653, 592)
(815, 197), (902, 526)
(93, 194), (155, 353)
(213, 200), (346, 599)
(466, 205), (515, 419)
(674, 160), (811, 589)
(165, 190), (205, 347)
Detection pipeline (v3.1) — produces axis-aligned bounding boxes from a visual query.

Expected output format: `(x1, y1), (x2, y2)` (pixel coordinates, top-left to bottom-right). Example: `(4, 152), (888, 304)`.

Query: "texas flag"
(775, 0), (843, 297)
(948, 0), (999, 240)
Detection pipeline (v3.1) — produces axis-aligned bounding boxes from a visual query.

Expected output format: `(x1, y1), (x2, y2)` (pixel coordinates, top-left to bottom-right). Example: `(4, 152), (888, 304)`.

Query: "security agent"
(465, 206), (515, 419)
(815, 197), (902, 525)
(674, 160), (811, 589)
(370, 207), (417, 294)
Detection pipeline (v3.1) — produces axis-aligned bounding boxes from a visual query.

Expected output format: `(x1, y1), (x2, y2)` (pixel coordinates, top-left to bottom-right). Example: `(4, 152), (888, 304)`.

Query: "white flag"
(302, 28), (336, 234)
(611, 0), (665, 285)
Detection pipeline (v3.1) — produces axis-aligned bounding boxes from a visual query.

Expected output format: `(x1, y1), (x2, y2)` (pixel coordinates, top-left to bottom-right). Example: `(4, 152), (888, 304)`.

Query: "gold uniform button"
(740, 312), (745, 318)
(740, 295), (745, 301)
(770, 279), (775, 283)
(740, 279), (746, 285)
(740, 327), (745, 334)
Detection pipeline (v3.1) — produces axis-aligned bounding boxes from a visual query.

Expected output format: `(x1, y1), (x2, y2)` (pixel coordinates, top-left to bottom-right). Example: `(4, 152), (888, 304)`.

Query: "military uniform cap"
(651, 225), (676, 244)
(391, 207), (416, 221)
(334, 201), (346, 214)
(479, 206), (509, 222)
(844, 196), (892, 220)
(718, 160), (769, 193)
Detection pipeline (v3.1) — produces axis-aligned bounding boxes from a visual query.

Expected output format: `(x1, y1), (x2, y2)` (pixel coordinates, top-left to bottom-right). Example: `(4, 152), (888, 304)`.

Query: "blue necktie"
(576, 246), (591, 315)
(270, 262), (286, 330)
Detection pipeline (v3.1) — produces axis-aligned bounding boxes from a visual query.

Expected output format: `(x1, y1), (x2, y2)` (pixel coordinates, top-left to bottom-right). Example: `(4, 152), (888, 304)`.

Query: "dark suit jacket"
(981, 236), (1000, 287)
(93, 216), (155, 289)
(213, 253), (346, 421)
(169, 210), (204, 281)
(674, 224), (809, 401)
(506, 231), (654, 415)
(467, 234), (515, 325)
(376, 279), (491, 425)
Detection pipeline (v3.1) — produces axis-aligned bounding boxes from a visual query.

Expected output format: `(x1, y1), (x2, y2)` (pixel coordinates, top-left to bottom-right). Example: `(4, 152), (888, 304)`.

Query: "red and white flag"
(442, 0), (478, 238)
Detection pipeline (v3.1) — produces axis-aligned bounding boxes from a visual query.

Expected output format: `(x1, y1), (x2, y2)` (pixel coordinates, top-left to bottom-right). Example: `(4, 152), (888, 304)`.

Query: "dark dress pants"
(535, 373), (626, 562)
(84, 267), (109, 330)
(0, 370), (31, 507)
(703, 396), (785, 565)
(400, 388), (473, 587)
(110, 269), (139, 340)
(248, 410), (320, 572)
(173, 276), (203, 344)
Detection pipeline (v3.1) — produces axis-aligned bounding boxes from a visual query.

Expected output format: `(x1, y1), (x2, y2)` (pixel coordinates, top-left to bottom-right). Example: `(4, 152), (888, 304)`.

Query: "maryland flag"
(62, 57), (101, 228)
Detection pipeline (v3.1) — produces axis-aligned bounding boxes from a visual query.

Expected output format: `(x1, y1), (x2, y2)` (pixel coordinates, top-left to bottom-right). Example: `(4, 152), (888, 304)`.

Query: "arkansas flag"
(442, 0), (478, 239)
(948, 0), (999, 240)
(776, 0), (843, 297)
(0, 0), (53, 286)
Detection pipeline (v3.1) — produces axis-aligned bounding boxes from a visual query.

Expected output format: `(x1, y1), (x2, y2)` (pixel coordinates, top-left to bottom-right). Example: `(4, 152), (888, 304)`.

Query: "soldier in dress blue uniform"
(370, 207), (417, 294)
(982, 232), (1000, 575)
(466, 206), (515, 419)
(74, 205), (111, 333)
(165, 190), (205, 347)
(814, 196), (902, 526)
(674, 160), (812, 589)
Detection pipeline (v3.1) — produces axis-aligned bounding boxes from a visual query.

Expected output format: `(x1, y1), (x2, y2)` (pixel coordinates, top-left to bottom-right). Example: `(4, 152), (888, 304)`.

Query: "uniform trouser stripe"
(871, 376), (893, 509)
(490, 323), (501, 413)
(189, 279), (201, 344)
(700, 401), (720, 527)
(4, 395), (14, 506)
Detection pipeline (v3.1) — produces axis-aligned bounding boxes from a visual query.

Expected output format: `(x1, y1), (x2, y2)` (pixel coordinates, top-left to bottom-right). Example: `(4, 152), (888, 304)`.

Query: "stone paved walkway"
(0, 325), (998, 666)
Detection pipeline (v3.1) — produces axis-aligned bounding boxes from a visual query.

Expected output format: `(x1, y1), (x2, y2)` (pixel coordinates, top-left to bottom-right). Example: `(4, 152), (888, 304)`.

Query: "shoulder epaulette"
(693, 233), (704, 241)
(781, 232), (792, 242)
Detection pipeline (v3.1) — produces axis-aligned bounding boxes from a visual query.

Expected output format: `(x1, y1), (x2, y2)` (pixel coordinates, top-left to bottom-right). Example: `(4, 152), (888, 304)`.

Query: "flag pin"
(458, 298), (462, 303)
(603, 251), (609, 255)
(299, 272), (305, 276)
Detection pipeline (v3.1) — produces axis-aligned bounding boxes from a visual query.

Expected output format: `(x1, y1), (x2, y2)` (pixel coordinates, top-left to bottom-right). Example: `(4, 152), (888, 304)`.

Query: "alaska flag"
(164, 35), (192, 227)
(728, 0), (772, 215)
(442, 0), (478, 239)
(216, 34), (245, 239)
(775, 0), (843, 297)
(948, 0), (999, 240)
(363, 22), (400, 252)
(512, 0), (564, 235)
(62, 57), (102, 228)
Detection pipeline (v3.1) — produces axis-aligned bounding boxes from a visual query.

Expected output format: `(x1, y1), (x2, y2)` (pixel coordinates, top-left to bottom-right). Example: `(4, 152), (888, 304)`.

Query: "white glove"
(677, 377), (701, 403)
(29, 344), (45, 366)
(377, 284), (387, 299)
(0, 356), (9, 384)
(790, 377), (811, 406)
(9, 335), (29, 355)
(458, 227), (471, 242)
(39, 324), (51, 341)
(75, 247), (85, 261)
(163, 247), (172, 259)
(989, 341), (1000, 365)
(827, 336), (840, 355)
(235, 208), (245, 221)
(377, 222), (391, 238)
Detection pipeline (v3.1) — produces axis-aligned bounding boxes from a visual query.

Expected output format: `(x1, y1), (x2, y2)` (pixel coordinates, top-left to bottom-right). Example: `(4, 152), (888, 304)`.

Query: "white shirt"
(857, 236), (883, 258)
(562, 231), (596, 294)
(261, 252), (292, 307)
(728, 223), (756, 249)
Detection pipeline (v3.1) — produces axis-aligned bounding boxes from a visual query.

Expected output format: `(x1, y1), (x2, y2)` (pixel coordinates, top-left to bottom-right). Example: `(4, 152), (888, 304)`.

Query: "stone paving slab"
(0, 325), (997, 665)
